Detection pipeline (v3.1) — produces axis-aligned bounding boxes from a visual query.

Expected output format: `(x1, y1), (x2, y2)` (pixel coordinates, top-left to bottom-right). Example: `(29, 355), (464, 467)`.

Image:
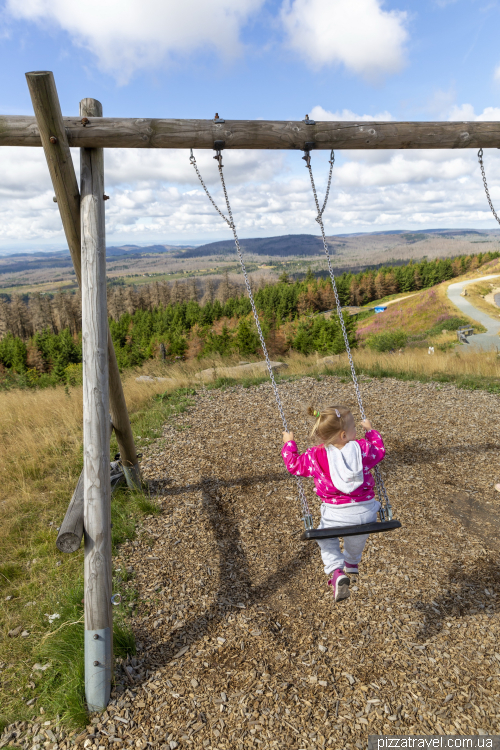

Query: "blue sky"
(2, 0), (500, 252)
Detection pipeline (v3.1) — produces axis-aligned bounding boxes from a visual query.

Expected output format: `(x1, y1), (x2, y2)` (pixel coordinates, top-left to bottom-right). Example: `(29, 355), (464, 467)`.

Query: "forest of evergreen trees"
(0, 249), (497, 388)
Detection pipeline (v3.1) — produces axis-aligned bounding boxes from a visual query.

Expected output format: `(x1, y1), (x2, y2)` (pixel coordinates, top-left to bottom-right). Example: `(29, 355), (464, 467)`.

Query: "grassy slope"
(356, 259), (500, 346)
(356, 281), (487, 345)
(0, 374), (196, 729)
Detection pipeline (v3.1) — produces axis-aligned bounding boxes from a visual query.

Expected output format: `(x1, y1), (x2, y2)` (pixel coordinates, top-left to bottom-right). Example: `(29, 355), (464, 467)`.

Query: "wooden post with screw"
(80, 97), (113, 711)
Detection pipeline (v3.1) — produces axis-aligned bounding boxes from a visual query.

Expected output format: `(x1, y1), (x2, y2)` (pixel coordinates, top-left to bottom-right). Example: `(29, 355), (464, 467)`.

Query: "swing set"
(189, 141), (500, 542)
(190, 144), (401, 541)
(2, 70), (499, 710)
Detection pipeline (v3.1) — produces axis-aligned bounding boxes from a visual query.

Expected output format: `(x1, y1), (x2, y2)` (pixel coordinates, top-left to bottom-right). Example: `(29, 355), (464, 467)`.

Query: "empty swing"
(190, 143), (401, 542)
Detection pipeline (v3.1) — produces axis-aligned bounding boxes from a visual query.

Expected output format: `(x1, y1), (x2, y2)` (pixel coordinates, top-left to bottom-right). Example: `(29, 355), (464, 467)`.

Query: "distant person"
(281, 406), (385, 603)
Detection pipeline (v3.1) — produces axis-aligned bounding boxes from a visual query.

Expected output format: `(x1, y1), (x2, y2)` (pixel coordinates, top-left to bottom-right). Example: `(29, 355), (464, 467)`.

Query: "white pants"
(316, 498), (381, 576)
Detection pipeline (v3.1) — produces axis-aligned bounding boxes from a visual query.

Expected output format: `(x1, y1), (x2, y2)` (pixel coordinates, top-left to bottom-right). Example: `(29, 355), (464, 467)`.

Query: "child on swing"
(282, 405), (385, 603)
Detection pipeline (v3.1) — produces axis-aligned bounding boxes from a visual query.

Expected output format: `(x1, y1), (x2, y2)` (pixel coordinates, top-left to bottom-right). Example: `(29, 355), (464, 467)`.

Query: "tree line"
(0, 249), (497, 387)
(1, 249), (497, 339)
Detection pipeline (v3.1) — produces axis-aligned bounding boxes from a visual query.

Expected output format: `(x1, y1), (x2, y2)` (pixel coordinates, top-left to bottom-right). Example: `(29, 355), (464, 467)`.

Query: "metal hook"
(329, 149), (335, 165)
(478, 147), (484, 160)
(302, 142), (315, 168)
(189, 148), (195, 163)
(213, 140), (225, 167)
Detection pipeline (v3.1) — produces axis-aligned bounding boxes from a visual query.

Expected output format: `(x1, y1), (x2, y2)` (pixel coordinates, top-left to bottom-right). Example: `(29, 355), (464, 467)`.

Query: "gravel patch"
(6, 374), (500, 749)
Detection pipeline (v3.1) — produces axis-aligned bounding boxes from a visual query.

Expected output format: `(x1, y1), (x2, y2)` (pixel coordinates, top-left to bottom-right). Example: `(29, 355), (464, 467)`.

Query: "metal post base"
(85, 627), (112, 712)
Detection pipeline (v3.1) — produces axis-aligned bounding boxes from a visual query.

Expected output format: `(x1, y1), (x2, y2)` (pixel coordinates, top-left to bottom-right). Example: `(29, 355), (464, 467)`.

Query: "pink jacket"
(281, 430), (385, 505)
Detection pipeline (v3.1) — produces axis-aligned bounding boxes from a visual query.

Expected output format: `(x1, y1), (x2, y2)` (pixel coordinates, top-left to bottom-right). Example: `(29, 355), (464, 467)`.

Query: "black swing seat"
(301, 519), (401, 541)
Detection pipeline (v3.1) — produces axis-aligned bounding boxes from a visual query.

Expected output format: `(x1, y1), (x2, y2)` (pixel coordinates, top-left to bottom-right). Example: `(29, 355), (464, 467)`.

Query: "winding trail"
(447, 274), (500, 350)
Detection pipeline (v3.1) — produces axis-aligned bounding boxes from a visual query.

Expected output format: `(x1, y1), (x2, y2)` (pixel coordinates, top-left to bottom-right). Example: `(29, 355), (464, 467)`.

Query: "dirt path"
(10, 376), (499, 749)
(381, 294), (417, 307)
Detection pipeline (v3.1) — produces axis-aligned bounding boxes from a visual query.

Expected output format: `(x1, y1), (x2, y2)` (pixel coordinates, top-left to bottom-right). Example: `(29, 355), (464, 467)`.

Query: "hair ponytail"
(307, 406), (321, 418)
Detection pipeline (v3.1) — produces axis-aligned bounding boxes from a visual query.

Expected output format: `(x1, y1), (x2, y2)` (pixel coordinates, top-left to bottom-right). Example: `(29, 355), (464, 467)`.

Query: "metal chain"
(304, 151), (365, 416)
(478, 148), (500, 225)
(190, 149), (314, 529)
(304, 150), (392, 521)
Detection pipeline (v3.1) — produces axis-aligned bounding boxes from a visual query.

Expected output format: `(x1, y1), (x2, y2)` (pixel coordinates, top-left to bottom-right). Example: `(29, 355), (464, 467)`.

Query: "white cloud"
(310, 106), (394, 122)
(334, 151), (476, 188)
(104, 149), (286, 189)
(5, 0), (263, 82)
(494, 64), (500, 83)
(3, 143), (500, 249)
(281, 0), (408, 81)
(447, 104), (500, 121)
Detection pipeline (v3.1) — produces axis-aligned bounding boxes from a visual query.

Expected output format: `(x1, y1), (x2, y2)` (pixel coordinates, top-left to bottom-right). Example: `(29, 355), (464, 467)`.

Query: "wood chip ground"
(7, 375), (500, 749)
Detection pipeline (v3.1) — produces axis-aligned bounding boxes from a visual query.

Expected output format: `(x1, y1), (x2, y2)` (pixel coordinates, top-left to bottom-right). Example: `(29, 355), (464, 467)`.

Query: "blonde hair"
(307, 405), (352, 447)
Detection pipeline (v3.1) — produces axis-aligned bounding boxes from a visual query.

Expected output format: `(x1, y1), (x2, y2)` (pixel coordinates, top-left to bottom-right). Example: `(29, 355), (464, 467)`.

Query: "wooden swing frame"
(1, 69), (497, 711)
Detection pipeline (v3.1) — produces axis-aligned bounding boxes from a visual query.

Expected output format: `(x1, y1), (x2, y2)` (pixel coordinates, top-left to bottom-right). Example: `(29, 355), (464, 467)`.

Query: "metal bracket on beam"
(214, 113), (225, 123)
(303, 115), (316, 124)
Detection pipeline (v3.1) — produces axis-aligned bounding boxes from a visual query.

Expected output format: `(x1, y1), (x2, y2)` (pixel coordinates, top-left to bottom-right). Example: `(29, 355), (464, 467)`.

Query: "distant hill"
(1, 229), (498, 291)
(0, 244), (189, 276)
(174, 234), (334, 258)
(173, 229), (496, 259)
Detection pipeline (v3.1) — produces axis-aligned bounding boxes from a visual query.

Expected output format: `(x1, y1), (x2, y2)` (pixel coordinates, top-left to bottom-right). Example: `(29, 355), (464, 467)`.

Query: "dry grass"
(347, 346), (500, 381)
(1, 345), (499, 543)
(142, 347), (500, 399)
(0, 369), (181, 727)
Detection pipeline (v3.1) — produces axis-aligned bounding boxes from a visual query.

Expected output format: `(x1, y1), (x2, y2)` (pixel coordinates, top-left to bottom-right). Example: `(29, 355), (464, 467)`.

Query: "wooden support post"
(80, 97), (113, 711)
(25, 71), (141, 489)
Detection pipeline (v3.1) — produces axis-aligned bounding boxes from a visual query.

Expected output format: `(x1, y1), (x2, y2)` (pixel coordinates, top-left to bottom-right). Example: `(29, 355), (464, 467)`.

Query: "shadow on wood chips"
(448, 490), (500, 551)
(143, 474), (315, 670)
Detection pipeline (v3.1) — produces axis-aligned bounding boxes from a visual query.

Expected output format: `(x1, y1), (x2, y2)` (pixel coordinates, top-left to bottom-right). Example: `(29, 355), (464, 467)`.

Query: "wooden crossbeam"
(1, 114), (500, 149)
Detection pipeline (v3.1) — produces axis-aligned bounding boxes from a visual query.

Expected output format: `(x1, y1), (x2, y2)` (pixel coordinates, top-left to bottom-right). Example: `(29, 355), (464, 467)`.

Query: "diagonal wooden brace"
(26, 71), (141, 489)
